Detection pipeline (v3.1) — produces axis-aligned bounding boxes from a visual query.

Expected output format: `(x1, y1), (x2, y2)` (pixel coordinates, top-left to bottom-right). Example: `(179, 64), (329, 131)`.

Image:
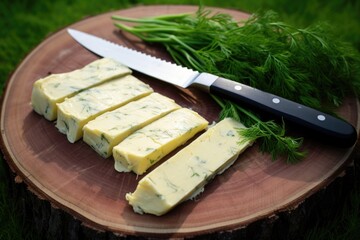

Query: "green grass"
(0, 0), (359, 239)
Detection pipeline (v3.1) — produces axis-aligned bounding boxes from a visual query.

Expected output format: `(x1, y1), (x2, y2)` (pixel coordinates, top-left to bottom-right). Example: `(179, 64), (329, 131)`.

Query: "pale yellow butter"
(126, 118), (253, 216)
(83, 93), (181, 158)
(56, 75), (153, 143)
(113, 108), (208, 175)
(31, 58), (131, 121)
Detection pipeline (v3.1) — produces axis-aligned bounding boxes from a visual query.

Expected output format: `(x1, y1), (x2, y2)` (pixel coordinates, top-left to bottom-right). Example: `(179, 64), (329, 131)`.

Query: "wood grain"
(0, 5), (359, 238)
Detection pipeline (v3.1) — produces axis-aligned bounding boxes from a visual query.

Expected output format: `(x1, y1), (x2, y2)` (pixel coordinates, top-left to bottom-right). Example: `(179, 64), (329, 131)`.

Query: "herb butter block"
(31, 58), (131, 121)
(56, 75), (153, 143)
(126, 118), (253, 216)
(83, 93), (181, 158)
(113, 108), (208, 175)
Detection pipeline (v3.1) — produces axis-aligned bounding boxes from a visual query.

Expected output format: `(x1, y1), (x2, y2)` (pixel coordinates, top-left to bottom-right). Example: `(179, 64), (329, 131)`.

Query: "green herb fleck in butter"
(83, 93), (180, 158)
(126, 118), (253, 216)
(56, 75), (153, 143)
(31, 58), (131, 121)
(113, 108), (208, 175)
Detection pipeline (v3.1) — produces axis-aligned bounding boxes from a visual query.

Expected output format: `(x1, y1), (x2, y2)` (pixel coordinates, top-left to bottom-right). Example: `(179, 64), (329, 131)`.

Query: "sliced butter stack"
(126, 118), (253, 216)
(83, 93), (181, 158)
(31, 58), (131, 121)
(56, 75), (153, 143)
(113, 108), (208, 175)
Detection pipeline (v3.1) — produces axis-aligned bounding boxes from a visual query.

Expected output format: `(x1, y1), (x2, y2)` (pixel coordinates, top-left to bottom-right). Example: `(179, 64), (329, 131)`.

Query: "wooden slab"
(0, 5), (359, 238)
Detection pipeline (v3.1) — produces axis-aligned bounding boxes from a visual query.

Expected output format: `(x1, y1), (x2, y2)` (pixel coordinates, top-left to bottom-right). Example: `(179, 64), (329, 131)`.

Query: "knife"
(67, 28), (357, 147)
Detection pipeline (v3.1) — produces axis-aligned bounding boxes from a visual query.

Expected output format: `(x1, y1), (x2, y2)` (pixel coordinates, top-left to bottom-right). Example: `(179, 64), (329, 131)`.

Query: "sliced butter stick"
(83, 93), (181, 158)
(56, 75), (153, 143)
(113, 108), (208, 175)
(126, 118), (253, 216)
(31, 58), (131, 121)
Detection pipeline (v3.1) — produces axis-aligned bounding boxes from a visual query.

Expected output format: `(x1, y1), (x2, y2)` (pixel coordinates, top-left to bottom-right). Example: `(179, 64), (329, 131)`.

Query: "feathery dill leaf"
(212, 95), (305, 163)
(112, 7), (360, 163)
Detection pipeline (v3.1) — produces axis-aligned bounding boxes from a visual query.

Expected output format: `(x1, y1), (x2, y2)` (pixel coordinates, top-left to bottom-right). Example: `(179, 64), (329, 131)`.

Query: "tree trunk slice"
(0, 5), (359, 239)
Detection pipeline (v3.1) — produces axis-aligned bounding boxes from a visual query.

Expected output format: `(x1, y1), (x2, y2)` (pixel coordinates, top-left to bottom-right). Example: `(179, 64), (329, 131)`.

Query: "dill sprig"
(212, 95), (306, 163)
(112, 8), (360, 163)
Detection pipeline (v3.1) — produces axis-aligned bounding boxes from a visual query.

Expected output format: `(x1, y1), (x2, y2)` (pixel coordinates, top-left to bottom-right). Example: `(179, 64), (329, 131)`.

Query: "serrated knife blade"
(67, 29), (202, 88)
(67, 28), (357, 147)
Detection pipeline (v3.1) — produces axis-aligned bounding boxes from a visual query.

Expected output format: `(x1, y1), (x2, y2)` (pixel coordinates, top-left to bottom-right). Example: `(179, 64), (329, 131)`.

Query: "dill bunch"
(112, 8), (360, 163)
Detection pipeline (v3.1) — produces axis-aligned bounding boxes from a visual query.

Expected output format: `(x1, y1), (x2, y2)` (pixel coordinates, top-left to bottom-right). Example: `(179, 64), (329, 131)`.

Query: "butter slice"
(31, 58), (131, 121)
(83, 93), (181, 158)
(113, 108), (208, 175)
(56, 75), (153, 143)
(126, 118), (253, 216)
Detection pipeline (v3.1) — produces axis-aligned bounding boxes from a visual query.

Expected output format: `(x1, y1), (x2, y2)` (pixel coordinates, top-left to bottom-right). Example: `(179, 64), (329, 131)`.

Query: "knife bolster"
(192, 73), (218, 92)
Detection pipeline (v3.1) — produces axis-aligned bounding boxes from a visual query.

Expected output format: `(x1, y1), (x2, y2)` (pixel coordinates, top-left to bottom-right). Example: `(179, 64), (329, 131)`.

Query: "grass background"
(0, 0), (359, 239)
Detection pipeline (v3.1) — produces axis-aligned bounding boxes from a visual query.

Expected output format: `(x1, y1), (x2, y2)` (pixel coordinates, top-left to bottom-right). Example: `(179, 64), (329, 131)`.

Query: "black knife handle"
(209, 77), (357, 147)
